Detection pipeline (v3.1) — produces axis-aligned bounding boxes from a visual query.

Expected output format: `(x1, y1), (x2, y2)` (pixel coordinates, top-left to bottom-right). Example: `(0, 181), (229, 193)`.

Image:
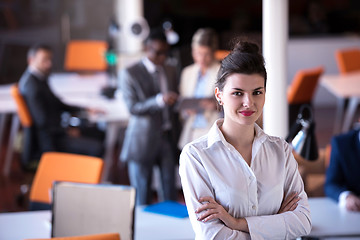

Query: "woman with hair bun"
(179, 39), (311, 239)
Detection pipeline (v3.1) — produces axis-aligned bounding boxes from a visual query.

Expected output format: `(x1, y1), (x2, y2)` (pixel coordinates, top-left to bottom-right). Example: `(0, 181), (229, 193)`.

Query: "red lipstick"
(240, 111), (255, 116)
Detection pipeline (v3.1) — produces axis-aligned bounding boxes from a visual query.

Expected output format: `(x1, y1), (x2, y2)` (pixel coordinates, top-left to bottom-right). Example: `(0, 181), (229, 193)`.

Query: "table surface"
(308, 197), (360, 238)
(0, 206), (194, 240)
(321, 71), (360, 98)
(0, 72), (129, 122)
(1, 197), (360, 240)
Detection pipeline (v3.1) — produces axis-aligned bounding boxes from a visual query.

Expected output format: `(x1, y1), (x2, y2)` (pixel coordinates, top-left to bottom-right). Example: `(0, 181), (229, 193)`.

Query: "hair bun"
(233, 40), (259, 54)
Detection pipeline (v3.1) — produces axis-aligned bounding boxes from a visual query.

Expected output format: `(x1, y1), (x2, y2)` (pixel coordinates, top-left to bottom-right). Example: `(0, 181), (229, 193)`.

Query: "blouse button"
(252, 205), (256, 210)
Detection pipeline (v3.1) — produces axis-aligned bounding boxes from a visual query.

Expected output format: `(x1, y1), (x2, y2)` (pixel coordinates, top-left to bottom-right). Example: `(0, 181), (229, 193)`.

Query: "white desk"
(308, 197), (360, 239)
(0, 73), (129, 181)
(0, 207), (195, 240)
(1, 198), (359, 240)
(321, 72), (360, 134)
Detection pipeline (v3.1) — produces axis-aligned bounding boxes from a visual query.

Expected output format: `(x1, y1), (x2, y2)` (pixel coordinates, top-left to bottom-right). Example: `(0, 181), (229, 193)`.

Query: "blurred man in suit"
(119, 29), (180, 205)
(19, 44), (104, 157)
(325, 121), (360, 212)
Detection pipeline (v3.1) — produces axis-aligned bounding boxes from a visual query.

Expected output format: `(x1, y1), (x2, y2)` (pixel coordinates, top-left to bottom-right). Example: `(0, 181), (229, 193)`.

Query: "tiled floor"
(0, 105), (355, 212)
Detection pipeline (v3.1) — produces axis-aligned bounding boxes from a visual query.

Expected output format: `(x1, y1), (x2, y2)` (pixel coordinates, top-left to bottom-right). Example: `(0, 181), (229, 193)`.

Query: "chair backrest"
(324, 143), (331, 169)
(64, 40), (108, 72)
(25, 232), (121, 240)
(214, 49), (230, 61)
(287, 66), (324, 105)
(10, 84), (32, 127)
(29, 152), (103, 204)
(335, 48), (360, 74)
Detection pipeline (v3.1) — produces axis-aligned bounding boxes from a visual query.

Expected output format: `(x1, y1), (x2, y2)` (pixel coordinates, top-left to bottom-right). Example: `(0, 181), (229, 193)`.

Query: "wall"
(288, 36), (360, 106)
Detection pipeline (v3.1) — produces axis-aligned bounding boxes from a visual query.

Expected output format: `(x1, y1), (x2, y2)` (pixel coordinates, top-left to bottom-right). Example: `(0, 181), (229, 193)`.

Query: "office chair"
(10, 84), (40, 170)
(29, 152), (103, 210)
(64, 40), (108, 72)
(335, 48), (360, 74)
(214, 49), (230, 61)
(287, 66), (324, 126)
(25, 232), (121, 240)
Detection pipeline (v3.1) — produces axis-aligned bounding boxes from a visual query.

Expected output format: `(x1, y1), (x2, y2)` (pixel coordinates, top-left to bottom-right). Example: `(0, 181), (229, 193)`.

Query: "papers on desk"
(143, 201), (189, 218)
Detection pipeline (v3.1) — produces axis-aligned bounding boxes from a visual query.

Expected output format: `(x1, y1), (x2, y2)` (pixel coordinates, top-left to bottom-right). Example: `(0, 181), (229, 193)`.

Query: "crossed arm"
(195, 192), (301, 233)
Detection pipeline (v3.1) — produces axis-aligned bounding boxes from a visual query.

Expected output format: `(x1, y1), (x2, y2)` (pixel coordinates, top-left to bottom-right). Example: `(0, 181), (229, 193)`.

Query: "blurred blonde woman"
(178, 28), (221, 149)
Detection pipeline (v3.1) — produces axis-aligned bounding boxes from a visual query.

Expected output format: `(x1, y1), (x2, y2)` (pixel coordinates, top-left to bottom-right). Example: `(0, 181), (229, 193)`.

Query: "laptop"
(51, 182), (136, 240)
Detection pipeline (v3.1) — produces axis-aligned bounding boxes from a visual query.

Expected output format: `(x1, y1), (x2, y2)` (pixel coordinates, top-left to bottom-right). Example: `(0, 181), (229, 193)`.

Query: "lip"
(240, 110), (255, 116)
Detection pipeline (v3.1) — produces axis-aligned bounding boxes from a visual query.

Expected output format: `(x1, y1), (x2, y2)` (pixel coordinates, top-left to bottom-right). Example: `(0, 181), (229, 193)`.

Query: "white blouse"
(179, 119), (311, 240)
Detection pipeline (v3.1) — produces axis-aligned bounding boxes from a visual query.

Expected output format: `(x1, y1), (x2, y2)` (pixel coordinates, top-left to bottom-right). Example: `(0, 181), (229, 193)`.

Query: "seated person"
(325, 120), (360, 212)
(19, 44), (104, 157)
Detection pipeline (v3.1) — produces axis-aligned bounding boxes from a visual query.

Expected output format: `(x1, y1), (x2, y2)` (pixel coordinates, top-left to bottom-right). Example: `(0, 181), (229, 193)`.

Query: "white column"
(115, 0), (144, 53)
(262, 0), (288, 138)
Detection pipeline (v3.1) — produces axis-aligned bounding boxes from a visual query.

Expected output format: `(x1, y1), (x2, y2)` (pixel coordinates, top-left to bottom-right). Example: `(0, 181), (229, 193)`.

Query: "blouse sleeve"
(179, 145), (251, 240)
(245, 141), (312, 239)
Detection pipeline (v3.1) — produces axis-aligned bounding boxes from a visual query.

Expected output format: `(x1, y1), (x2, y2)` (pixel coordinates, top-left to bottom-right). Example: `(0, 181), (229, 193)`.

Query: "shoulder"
(125, 61), (145, 74)
(182, 63), (197, 73)
(333, 130), (358, 143)
(180, 135), (209, 162)
(19, 71), (38, 94)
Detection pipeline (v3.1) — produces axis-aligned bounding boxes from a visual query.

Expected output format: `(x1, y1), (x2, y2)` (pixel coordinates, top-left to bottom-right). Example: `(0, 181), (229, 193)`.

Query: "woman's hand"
(278, 192), (300, 214)
(196, 196), (249, 232)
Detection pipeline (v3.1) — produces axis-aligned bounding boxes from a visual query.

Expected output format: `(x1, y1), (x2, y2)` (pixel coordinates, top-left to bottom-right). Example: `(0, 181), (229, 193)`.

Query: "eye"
(233, 91), (243, 96)
(253, 90), (263, 95)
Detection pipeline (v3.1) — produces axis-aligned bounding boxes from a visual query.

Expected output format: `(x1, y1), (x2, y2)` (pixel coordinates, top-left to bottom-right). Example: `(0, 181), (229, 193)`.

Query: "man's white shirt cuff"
(156, 93), (165, 107)
(339, 191), (351, 209)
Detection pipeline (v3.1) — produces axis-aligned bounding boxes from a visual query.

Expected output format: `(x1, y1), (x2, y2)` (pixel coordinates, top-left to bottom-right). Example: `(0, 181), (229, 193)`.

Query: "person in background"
(178, 28), (221, 149)
(119, 28), (181, 205)
(19, 44), (104, 157)
(325, 120), (360, 212)
(179, 39), (311, 239)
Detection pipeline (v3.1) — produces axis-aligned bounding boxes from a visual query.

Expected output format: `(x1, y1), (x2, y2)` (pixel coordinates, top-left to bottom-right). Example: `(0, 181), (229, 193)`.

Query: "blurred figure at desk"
(178, 28), (220, 149)
(325, 119), (360, 212)
(119, 28), (180, 205)
(19, 44), (104, 158)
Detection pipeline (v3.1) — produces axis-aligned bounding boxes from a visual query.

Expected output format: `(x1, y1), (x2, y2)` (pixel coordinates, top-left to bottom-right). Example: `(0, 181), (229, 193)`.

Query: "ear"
(214, 87), (222, 102)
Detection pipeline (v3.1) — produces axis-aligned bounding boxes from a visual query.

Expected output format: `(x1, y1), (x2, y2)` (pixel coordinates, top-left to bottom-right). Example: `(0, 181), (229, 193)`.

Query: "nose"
(243, 93), (253, 108)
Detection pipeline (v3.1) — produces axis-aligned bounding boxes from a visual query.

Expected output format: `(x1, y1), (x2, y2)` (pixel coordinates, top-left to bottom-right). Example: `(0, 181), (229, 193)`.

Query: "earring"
(218, 100), (222, 105)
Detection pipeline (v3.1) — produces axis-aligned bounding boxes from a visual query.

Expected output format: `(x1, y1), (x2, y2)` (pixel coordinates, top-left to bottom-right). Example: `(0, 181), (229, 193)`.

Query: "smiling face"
(215, 73), (265, 127)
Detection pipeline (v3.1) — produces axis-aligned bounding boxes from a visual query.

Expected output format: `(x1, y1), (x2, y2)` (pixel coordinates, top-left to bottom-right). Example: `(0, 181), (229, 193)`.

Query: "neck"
(220, 119), (255, 148)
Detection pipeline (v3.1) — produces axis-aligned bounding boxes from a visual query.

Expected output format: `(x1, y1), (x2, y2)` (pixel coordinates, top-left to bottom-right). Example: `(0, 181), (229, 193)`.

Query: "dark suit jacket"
(19, 69), (81, 152)
(119, 61), (180, 164)
(325, 129), (360, 202)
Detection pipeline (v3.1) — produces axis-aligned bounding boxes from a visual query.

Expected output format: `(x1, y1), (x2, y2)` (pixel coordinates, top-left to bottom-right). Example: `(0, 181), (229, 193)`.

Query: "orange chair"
(335, 48), (360, 74)
(10, 84), (32, 127)
(10, 84), (40, 169)
(25, 232), (121, 240)
(215, 50), (230, 61)
(287, 66), (324, 126)
(287, 66), (324, 105)
(29, 152), (103, 210)
(64, 40), (108, 72)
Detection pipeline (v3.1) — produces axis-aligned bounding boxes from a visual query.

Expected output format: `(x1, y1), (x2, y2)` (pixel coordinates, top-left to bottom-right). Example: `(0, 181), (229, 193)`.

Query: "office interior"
(0, 0), (360, 239)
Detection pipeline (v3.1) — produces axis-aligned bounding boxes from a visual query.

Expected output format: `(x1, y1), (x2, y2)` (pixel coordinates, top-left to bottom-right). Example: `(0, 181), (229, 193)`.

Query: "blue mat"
(143, 201), (189, 218)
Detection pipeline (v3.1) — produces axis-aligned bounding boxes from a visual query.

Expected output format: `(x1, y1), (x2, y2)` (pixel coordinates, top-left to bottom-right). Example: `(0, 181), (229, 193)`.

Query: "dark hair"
(27, 43), (52, 59)
(144, 27), (167, 45)
(215, 39), (267, 91)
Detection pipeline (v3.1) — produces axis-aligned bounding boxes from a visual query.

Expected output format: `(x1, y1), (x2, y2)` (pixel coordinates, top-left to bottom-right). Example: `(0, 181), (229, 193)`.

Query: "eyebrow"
(232, 87), (265, 91)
